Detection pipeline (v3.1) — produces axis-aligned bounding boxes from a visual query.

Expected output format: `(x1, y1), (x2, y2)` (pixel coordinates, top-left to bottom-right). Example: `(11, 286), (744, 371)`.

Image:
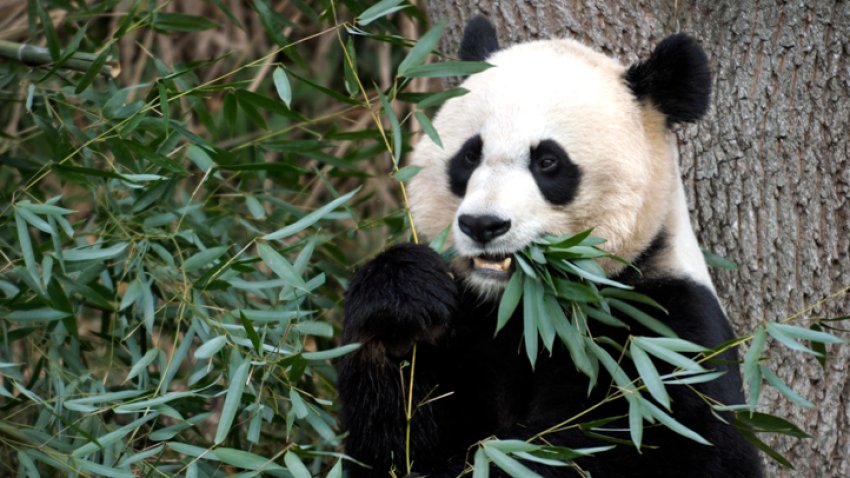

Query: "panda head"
(408, 16), (712, 296)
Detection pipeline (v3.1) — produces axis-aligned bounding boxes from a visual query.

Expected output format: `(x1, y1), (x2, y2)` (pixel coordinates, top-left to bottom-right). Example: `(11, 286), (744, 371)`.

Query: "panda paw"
(343, 243), (457, 357)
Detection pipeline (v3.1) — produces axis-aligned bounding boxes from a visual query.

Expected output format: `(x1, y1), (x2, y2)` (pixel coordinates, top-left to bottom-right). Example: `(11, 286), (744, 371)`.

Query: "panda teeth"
(472, 256), (513, 272)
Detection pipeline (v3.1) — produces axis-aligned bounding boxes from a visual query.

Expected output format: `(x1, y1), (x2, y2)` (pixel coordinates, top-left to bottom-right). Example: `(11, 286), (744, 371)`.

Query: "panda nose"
(458, 214), (511, 244)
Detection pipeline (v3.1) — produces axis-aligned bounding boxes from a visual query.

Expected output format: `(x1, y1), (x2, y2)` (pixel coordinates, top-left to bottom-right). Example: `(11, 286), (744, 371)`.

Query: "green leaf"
(553, 279), (599, 302)
(632, 337), (704, 373)
(417, 87), (469, 109)
(17, 201), (75, 216)
(273, 67), (292, 108)
(484, 440), (540, 453)
(642, 399), (711, 445)
(402, 61), (494, 78)
(240, 312), (262, 353)
(394, 165), (422, 182)
(284, 451), (311, 478)
(560, 260), (630, 289)
(6, 308), (70, 322)
(15, 207), (53, 233)
(246, 195), (267, 219)
(195, 335), (228, 360)
(71, 414), (158, 458)
(263, 188), (358, 240)
(36, 2), (60, 60)
(326, 460), (343, 478)
(357, 0), (406, 25)
(214, 448), (285, 471)
(398, 19), (445, 76)
(766, 323), (820, 356)
(258, 243), (308, 290)
(14, 212), (37, 279)
(607, 299), (677, 338)
(496, 271), (522, 335)
(120, 279), (143, 311)
(62, 243), (128, 262)
(125, 349), (158, 382)
(629, 397), (644, 449)
(377, 89), (402, 166)
(415, 111), (443, 148)
(630, 343), (670, 409)
(74, 49), (111, 94)
(153, 12), (220, 32)
(183, 246), (229, 271)
(483, 447), (543, 478)
(759, 366), (814, 408)
(186, 144), (216, 173)
(599, 288), (667, 313)
(736, 427), (794, 469)
(302, 343), (361, 361)
(743, 326), (766, 408)
(769, 322), (847, 345)
(522, 275), (541, 367)
(215, 356), (250, 444)
(735, 411), (811, 438)
(702, 249), (738, 270)
(289, 389), (309, 419)
(473, 448), (490, 478)
(293, 320), (334, 337)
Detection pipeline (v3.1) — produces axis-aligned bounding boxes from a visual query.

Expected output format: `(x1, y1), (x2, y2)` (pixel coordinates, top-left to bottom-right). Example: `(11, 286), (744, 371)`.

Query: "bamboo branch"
(0, 40), (120, 77)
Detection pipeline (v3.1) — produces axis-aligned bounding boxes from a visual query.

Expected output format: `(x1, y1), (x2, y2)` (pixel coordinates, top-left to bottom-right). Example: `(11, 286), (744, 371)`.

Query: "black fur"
(530, 139), (582, 204)
(626, 33), (712, 123)
(459, 15), (500, 61)
(447, 135), (483, 197)
(338, 244), (764, 477)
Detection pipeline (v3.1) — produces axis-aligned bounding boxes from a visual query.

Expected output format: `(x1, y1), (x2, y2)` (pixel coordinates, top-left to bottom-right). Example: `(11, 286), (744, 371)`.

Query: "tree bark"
(423, 1), (850, 476)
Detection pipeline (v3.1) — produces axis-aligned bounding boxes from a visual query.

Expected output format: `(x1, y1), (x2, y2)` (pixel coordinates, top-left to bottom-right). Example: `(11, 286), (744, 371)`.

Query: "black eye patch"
(530, 140), (581, 204)
(447, 135), (483, 197)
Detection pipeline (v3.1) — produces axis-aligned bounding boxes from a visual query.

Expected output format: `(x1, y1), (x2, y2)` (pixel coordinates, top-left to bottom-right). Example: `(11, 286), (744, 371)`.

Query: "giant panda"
(338, 16), (763, 478)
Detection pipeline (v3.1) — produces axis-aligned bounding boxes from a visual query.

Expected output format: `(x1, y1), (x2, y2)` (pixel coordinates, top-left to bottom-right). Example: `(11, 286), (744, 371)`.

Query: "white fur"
(408, 38), (713, 291)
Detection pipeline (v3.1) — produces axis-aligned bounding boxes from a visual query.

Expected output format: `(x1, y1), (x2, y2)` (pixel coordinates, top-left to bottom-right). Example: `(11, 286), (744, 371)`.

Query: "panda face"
(409, 32), (712, 296)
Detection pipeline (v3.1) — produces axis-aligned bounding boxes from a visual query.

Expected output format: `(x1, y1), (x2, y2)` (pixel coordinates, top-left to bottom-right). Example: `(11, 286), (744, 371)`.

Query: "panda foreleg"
(338, 243), (459, 477)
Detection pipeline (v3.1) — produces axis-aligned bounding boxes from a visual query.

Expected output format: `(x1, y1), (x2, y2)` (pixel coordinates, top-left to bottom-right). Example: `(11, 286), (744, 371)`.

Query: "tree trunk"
(424, 1), (850, 476)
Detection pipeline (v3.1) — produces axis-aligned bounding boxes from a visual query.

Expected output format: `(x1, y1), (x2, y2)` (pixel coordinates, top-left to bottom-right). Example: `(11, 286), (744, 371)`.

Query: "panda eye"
(537, 155), (559, 173)
(463, 151), (480, 166)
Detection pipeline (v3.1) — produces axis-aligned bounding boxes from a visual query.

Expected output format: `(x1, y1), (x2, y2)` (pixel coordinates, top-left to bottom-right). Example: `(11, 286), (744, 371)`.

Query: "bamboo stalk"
(0, 40), (120, 77)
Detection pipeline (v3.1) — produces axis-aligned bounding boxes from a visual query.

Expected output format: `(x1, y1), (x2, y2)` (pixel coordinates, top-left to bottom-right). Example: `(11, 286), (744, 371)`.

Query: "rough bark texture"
(424, 1), (850, 476)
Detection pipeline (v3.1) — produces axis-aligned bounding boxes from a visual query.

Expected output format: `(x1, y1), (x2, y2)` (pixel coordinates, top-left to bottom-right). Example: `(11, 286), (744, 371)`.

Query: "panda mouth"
(470, 254), (514, 277)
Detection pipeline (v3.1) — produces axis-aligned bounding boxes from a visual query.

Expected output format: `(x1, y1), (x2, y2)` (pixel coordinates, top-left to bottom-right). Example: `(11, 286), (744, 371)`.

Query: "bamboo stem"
(0, 40), (120, 77)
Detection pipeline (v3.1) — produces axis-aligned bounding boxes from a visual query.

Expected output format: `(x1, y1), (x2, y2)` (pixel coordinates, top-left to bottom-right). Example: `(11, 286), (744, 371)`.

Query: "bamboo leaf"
(398, 19), (445, 76)
(377, 89), (402, 166)
(195, 335), (228, 360)
(633, 337), (704, 373)
(62, 243), (128, 261)
(473, 448), (490, 478)
(483, 447), (543, 478)
(402, 61), (493, 78)
(284, 451), (311, 478)
(302, 343), (361, 361)
(215, 356), (251, 444)
(125, 349), (158, 382)
(642, 400), (711, 445)
(263, 188), (358, 240)
(183, 246), (229, 271)
(631, 343), (670, 409)
(523, 275), (540, 367)
(273, 67), (292, 108)
(760, 366), (815, 408)
(357, 0), (406, 25)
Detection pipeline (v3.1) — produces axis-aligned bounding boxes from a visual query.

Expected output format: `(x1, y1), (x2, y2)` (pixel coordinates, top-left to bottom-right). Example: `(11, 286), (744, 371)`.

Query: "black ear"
(459, 15), (500, 61)
(625, 33), (712, 124)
